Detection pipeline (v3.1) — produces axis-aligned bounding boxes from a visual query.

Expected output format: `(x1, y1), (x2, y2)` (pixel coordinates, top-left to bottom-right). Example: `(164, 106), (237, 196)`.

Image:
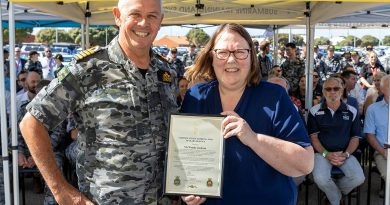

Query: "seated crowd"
(1, 39), (389, 205)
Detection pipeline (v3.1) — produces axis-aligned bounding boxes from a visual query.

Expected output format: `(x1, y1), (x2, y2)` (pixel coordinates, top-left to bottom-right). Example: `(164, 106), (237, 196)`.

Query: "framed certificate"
(163, 113), (225, 198)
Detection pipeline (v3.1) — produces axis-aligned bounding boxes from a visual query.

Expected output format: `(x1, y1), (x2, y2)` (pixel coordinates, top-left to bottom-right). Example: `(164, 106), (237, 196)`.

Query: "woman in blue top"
(181, 23), (314, 205)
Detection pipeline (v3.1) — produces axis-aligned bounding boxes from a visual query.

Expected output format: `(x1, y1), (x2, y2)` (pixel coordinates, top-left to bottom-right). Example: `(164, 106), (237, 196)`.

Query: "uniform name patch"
(342, 115), (350, 120)
(316, 111), (325, 115)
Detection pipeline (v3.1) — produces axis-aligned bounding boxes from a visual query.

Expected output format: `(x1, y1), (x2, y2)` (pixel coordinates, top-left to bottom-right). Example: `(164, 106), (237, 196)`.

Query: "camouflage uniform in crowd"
(65, 116), (77, 167)
(18, 102), (67, 205)
(169, 58), (184, 78)
(26, 36), (178, 205)
(281, 57), (305, 92)
(182, 52), (197, 67)
(322, 56), (341, 76)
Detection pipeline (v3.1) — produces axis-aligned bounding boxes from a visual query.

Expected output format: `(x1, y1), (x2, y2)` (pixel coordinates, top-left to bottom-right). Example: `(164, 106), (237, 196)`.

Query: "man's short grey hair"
(380, 74), (390, 87)
(267, 77), (290, 91)
(323, 77), (343, 90)
(117, 0), (162, 12)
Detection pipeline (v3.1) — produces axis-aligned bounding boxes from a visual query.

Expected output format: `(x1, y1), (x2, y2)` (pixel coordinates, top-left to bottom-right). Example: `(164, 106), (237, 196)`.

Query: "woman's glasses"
(213, 49), (250, 60)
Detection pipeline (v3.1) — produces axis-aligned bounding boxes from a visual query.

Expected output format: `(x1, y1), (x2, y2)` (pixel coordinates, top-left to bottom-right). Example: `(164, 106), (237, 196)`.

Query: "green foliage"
(35, 28), (73, 44)
(72, 27), (117, 46)
(277, 34), (304, 46)
(383, 35), (390, 46)
(314, 37), (331, 46)
(3, 28), (33, 44)
(186, 28), (210, 47)
(337, 35), (361, 47)
(360, 35), (379, 47)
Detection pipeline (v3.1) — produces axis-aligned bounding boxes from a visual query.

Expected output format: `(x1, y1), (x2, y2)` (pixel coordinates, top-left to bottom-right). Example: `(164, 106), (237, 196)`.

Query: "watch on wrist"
(345, 152), (350, 158)
(322, 150), (329, 157)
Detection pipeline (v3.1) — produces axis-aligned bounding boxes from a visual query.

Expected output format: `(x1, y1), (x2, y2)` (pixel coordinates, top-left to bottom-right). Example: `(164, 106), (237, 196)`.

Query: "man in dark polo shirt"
(308, 77), (365, 205)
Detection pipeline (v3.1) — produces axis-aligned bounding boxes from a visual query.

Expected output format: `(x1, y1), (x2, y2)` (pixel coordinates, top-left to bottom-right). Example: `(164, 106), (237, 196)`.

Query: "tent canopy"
(9, 0), (386, 26)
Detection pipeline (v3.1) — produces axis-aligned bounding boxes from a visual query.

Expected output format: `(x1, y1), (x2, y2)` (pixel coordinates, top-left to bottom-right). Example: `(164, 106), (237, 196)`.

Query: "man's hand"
(55, 184), (95, 205)
(26, 156), (36, 168)
(18, 153), (28, 168)
(181, 195), (206, 205)
(380, 148), (388, 160)
(326, 151), (346, 166)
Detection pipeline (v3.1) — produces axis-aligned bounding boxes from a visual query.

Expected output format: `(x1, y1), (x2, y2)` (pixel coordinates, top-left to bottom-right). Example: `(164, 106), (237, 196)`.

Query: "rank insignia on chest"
(157, 70), (172, 84)
(58, 66), (70, 81)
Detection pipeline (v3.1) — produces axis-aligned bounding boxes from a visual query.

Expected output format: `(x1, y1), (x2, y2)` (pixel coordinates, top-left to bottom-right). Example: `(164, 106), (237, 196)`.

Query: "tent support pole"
(273, 25), (278, 65)
(386, 87), (390, 205)
(305, 2), (314, 113)
(9, 3), (19, 205)
(81, 24), (86, 50)
(0, 5), (12, 205)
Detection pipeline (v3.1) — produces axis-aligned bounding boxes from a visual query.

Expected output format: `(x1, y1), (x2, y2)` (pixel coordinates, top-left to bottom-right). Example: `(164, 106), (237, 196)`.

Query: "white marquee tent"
(1, 1), (390, 205)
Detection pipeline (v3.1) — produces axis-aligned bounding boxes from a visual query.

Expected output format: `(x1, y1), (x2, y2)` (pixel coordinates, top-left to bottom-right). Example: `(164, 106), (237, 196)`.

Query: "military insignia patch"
(174, 176), (181, 186)
(57, 66), (70, 81)
(74, 46), (101, 61)
(157, 70), (172, 84)
(207, 178), (213, 187)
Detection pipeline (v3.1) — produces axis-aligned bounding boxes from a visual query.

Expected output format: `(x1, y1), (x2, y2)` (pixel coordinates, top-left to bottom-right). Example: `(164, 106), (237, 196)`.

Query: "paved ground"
(298, 165), (386, 205)
(16, 164), (388, 205)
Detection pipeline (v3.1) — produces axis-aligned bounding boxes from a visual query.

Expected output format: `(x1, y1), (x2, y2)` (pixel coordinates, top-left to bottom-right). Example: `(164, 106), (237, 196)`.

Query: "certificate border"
(163, 112), (225, 198)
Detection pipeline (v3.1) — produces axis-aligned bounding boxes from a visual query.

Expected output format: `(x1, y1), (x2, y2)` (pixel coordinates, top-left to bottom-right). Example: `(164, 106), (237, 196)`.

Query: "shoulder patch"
(157, 69), (172, 84)
(74, 46), (101, 62)
(57, 66), (71, 81)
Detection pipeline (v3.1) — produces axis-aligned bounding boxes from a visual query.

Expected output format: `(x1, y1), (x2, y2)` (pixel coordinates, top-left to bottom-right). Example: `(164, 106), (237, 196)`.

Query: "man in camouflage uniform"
(182, 44), (197, 67)
(281, 42), (305, 92)
(17, 80), (66, 205)
(168, 47), (184, 78)
(19, 0), (177, 204)
(322, 45), (341, 77)
(350, 51), (365, 75)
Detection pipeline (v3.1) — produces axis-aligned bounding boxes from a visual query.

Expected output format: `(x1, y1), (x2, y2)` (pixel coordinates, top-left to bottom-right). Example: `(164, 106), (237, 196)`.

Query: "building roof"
(153, 36), (190, 48)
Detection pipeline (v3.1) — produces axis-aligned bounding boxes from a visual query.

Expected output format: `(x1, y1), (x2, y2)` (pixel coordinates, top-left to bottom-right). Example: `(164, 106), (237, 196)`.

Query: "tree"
(186, 28), (210, 47)
(360, 35), (379, 47)
(71, 27), (117, 47)
(35, 28), (73, 44)
(276, 34), (304, 46)
(383, 35), (390, 46)
(314, 37), (330, 46)
(338, 35), (361, 47)
(3, 28), (33, 44)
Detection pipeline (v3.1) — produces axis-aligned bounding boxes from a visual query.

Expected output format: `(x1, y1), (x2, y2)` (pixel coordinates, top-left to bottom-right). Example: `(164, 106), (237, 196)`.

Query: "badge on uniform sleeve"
(157, 70), (172, 84)
(57, 66), (70, 81)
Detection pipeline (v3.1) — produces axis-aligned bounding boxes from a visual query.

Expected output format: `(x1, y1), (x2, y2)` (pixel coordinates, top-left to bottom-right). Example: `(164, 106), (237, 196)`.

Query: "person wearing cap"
(183, 44), (197, 67)
(253, 39), (260, 54)
(313, 45), (325, 78)
(257, 41), (272, 80)
(350, 51), (365, 74)
(280, 42), (305, 92)
(24, 50), (43, 75)
(276, 45), (286, 65)
(168, 47), (185, 78)
(341, 51), (352, 71)
(322, 45), (341, 77)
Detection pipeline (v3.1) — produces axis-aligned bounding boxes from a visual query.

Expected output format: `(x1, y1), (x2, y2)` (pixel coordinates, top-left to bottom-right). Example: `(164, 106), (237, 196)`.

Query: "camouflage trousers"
(65, 141), (77, 168)
(43, 153), (63, 205)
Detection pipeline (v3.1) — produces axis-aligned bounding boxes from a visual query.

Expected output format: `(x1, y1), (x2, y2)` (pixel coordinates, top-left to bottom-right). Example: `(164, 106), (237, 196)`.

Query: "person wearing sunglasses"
(308, 77), (365, 205)
(182, 23), (313, 205)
